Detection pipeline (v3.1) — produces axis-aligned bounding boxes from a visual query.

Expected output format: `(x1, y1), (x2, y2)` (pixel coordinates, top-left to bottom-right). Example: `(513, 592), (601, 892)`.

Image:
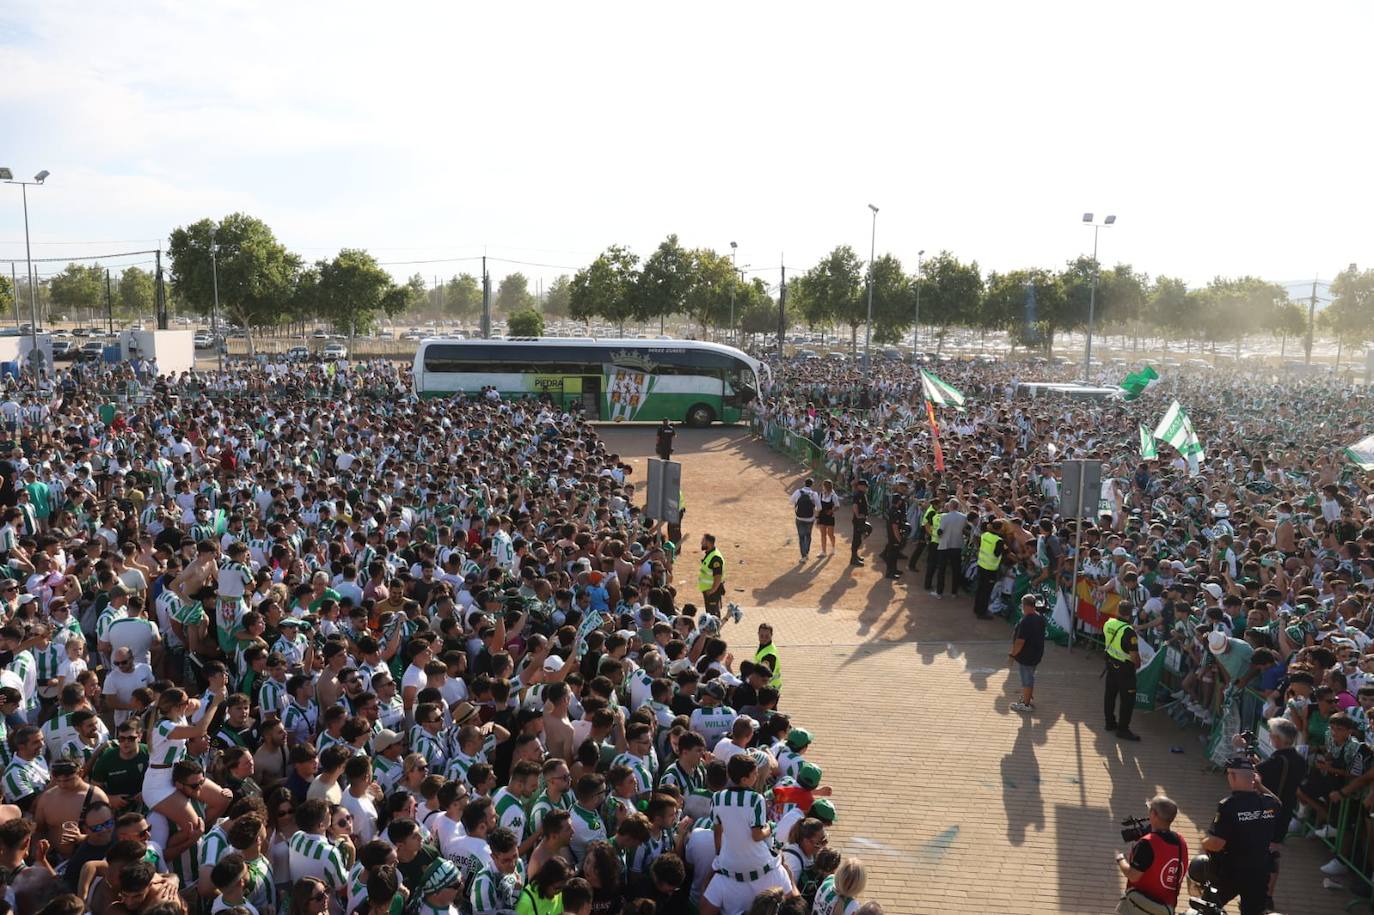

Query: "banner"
(926, 400), (945, 472)
(1075, 579), (1118, 631)
(1345, 432), (1374, 470)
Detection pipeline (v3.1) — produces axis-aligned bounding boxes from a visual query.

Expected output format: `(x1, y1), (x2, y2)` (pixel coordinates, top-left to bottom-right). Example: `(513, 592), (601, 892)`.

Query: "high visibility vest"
(754, 642), (782, 690)
(977, 532), (1002, 571)
(1103, 618), (1132, 662)
(699, 548), (723, 593)
(928, 511), (942, 543)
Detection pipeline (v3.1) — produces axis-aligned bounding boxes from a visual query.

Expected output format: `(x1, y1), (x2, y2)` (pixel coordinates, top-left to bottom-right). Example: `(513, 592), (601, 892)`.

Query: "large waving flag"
(1138, 424), (1158, 460)
(1345, 432), (1374, 471)
(1153, 400), (1204, 474)
(920, 369), (966, 410)
(1118, 365), (1159, 401)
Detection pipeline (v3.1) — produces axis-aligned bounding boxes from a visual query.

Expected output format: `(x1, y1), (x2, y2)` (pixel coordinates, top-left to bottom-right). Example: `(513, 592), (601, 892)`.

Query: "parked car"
(322, 342), (348, 360)
(796, 349), (818, 360)
(193, 332), (214, 349)
(286, 346), (309, 361)
(51, 340), (76, 360)
(74, 341), (106, 363)
(880, 347), (904, 362)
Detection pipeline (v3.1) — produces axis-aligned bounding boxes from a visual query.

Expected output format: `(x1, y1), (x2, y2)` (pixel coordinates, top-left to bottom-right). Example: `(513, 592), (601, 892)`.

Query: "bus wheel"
(685, 403), (715, 427)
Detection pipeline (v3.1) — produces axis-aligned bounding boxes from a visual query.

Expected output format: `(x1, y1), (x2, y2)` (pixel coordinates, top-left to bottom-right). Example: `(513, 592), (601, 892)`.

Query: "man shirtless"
(33, 757), (110, 857)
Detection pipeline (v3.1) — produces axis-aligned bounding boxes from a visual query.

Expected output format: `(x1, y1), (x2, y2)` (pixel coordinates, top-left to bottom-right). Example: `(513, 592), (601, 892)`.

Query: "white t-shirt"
(103, 663), (155, 725)
(340, 790), (379, 844)
(106, 617), (160, 666)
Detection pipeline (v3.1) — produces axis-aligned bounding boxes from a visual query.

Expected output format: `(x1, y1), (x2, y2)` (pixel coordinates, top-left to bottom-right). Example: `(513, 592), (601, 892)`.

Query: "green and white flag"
(1138, 424), (1157, 460)
(1118, 365), (1159, 401)
(1152, 400), (1204, 474)
(1344, 432), (1374, 470)
(920, 369), (966, 410)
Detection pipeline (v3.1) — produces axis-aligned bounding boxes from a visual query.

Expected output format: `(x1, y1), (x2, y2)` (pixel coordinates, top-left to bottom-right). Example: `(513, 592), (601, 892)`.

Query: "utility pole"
(8, 263), (17, 331)
(154, 247), (167, 330)
(777, 258), (786, 361)
(480, 255), (492, 339)
(105, 268), (114, 336)
(1305, 277), (1317, 365)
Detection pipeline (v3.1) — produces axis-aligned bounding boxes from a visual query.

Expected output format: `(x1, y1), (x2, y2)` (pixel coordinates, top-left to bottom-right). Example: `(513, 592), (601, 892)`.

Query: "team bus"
(412, 337), (768, 425)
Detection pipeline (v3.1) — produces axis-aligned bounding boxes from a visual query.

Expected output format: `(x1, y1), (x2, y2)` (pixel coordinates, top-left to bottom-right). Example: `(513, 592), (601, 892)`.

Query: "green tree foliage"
(570, 245), (640, 333)
(316, 248), (405, 337)
(1196, 276), (1289, 352)
(1270, 300), (1309, 356)
(118, 267), (155, 317)
(445, 274), (482, 320)
(1322, 264), (1374, 361)
(868, 254), (912, 345)
(168, 213), (301, 353)
(0, 274), (10, 319)
(635, 235), (693, 327)
(507, 307), (545, 337)
(494, 272), (535, 315)
(1097, 264), (1147, 328)
(1145, 276), (1191, 341)
(682, 248), (738, 337)
(916, 252), (983, 333)
(544, 275), (572, 319)
(49, 263), (105, 316)
(984, 269), (1065, 353)
(796, 246), (862, 345)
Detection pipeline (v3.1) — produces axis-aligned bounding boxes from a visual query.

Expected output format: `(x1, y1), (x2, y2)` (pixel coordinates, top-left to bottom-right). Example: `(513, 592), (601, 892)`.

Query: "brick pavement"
(600, 426), (1349, 915)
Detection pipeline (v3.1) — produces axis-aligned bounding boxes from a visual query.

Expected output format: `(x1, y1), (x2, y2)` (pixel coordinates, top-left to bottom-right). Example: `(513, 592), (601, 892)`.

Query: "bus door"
(581, 374), (601, 418)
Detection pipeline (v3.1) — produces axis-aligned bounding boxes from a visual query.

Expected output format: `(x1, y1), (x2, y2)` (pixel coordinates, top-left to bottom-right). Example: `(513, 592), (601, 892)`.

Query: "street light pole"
(911, 248), (925, 359)
(210, 231), (224, 372)
(2, 169), (50, 376)
(1081, 212), (1116, 380)
(864, 204), (878, 365)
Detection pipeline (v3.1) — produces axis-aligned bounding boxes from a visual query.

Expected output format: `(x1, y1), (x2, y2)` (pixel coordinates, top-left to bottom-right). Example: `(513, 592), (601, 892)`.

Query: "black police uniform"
(1204, 786), (1280, 915)
(882, 492), (909, 577)
(850, 485), (871, 565)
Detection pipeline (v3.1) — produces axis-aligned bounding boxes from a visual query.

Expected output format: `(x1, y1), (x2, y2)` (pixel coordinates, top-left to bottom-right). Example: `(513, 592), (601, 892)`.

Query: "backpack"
(794, 490), (815, 519)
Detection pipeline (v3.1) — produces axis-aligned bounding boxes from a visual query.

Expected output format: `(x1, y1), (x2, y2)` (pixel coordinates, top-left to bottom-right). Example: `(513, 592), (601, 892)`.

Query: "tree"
(507, 307), (545, 337)
(682, 248), (738, 338)
(168, 213), (301, 354)
(868, 254), (912, 345)
(797, 247), (863, 348)
(316, 248), (404, 338)
(445, 274), (483, 320)
(1323, 264), (1374, 366)
(1097, 264), (1148, 336)
(49, 263), (105, 319)
(984, 269), (1065, 354)
(916, 252), (983, 341)
(1270, 300), (1308, 358)
(635, 234), (693, 331)
(0, 274), (10, 322)
(570, 245), (640, 333)
(118, 267), (156, 317)
(1144, 276), (1191, 345)
(544, 275), (572, 319)
(1197, 276), (1288, 356)
(494, 272), (535, 315)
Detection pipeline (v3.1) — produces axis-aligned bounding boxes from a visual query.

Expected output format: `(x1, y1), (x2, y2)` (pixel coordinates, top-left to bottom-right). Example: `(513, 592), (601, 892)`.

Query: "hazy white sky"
(1, 1), (1369, 296)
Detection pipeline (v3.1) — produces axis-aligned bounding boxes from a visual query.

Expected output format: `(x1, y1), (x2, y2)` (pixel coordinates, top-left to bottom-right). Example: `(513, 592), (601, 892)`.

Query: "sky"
(0, 1), (1370, 299)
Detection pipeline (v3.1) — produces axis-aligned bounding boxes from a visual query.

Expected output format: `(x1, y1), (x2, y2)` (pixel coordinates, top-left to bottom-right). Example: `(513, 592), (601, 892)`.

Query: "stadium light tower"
(1081, 212), (1116, 380)
(2, 168), (51, 373)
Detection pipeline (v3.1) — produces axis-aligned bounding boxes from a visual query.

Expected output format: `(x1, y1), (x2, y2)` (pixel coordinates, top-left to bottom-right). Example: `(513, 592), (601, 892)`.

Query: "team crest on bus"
(608, 350), (658, 372)
(604, 364), (656, 422)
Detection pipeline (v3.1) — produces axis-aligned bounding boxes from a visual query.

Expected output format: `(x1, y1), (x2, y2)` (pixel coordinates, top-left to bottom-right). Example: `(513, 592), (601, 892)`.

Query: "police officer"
(882, 481), (910, 579)
(699, 532), (725, 616)
(1102, 614), (1142, 741)
(1199, 756), (1282, 915)
(850, 478), (870, 567)
(655, 418), (675, 461)
(1115, 794), (1188, 913)
(972, 517), (1005, 619)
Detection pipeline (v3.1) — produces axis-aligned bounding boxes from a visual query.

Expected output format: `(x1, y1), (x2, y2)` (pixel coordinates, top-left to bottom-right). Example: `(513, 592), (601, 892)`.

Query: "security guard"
(698, 532), (725, 616)
(1103, 614), (1142, 741)
(754, 623), (782, 691)
(907, 499), (940, 572)
(882, 481), (910, 579)
(850, 478), (871, 566)
(972, 517), (1005, 619)
(1199, 756), (1282, 915)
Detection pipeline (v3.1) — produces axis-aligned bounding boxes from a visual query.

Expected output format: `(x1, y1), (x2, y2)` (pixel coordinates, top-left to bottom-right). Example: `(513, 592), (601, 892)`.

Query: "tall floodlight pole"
(729, 241), (738, 345)
(1081, 212), (1116, 379)
(864, 204), (878, 365)
(210, 229), (224, 372)
(1, 168), (50, 375)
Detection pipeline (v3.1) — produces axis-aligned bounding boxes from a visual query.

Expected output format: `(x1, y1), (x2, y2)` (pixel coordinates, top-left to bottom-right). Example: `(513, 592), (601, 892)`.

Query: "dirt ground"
(599, 424), (1336, 915)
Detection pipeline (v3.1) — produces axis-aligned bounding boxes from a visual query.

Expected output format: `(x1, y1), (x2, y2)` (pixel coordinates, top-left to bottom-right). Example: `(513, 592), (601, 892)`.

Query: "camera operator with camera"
(1114, 794), (1188, 915)
(1195, 756), (1282, 915)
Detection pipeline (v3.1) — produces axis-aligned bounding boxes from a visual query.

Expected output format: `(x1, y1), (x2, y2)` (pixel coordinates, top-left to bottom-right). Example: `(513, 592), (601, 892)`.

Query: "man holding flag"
(1152, 400), (1205, 475)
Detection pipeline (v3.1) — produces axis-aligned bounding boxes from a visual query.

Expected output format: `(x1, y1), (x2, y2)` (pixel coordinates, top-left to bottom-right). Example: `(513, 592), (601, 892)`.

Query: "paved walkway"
(600, 426), (1342, 914)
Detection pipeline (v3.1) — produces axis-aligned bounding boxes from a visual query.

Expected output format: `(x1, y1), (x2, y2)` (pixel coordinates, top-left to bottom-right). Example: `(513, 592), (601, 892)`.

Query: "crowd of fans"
(0, 358), (868, 915)
(754, 350), (1374, 899)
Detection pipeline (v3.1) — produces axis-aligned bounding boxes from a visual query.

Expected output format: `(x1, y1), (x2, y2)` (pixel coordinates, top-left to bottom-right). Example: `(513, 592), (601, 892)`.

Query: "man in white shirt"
(102, 648), (155, 726)
(106, 600), (161, 668)
(711, 716), (758, 767)
(340, 756), (379, 844)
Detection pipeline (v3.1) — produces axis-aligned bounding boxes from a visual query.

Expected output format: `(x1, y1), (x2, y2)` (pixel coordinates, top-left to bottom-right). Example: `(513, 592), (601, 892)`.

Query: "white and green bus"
(412, 337), (768, 425)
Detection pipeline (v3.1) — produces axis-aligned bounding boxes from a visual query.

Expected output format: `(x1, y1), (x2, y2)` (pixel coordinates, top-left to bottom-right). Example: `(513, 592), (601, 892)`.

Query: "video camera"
(1120, 816), (1150, 843)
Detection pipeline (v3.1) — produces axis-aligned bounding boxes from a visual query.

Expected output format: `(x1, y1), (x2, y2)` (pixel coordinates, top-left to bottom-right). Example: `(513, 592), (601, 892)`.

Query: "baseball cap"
(1201, 583), (1224, 600)
(373, 729), (404, 751)
(701, 681), (727, 700)
(1111, 547), (1129, 558)
(809, 799), (837, 824)
(278, 617), (302, 628)
(1207, 630), (1229, 654)
(797, 762), (822, 790)
(668, 658), (694, 676)
(543, 655), (565, 673)
(786, 728), (813, 751)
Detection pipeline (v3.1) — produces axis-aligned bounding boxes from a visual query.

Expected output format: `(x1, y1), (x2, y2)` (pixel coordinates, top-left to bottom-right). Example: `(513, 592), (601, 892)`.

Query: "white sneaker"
(1323, 877), (1346, 891)
(929, 591), (941, 600)
(1010, 702), (1032, 712)
(1288, 817), (1304, 835)
(1320, 858), (1349, 876)
(1312, 825), (1337, 841)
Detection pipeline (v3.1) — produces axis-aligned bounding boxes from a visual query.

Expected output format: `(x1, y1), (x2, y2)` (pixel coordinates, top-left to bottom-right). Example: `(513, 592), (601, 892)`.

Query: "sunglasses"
(90, 819), (116, 833)
(181, 779), (206, 791)
(311, 891), (329, 902)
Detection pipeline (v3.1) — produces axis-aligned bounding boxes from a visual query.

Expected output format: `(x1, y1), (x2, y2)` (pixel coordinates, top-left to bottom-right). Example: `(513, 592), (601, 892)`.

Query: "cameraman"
(1115, 794), (1187, 913)
(1199, 756), (1281, 915)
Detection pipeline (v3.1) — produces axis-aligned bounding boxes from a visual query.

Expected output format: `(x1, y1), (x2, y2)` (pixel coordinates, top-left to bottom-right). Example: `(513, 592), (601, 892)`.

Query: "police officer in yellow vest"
(699, 532), (725, 616)
(907, 501), (940, 572)
(1103, 615), (1143, 741)
(972, 517), (1006, 620)
(754, 622), (782, 691)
